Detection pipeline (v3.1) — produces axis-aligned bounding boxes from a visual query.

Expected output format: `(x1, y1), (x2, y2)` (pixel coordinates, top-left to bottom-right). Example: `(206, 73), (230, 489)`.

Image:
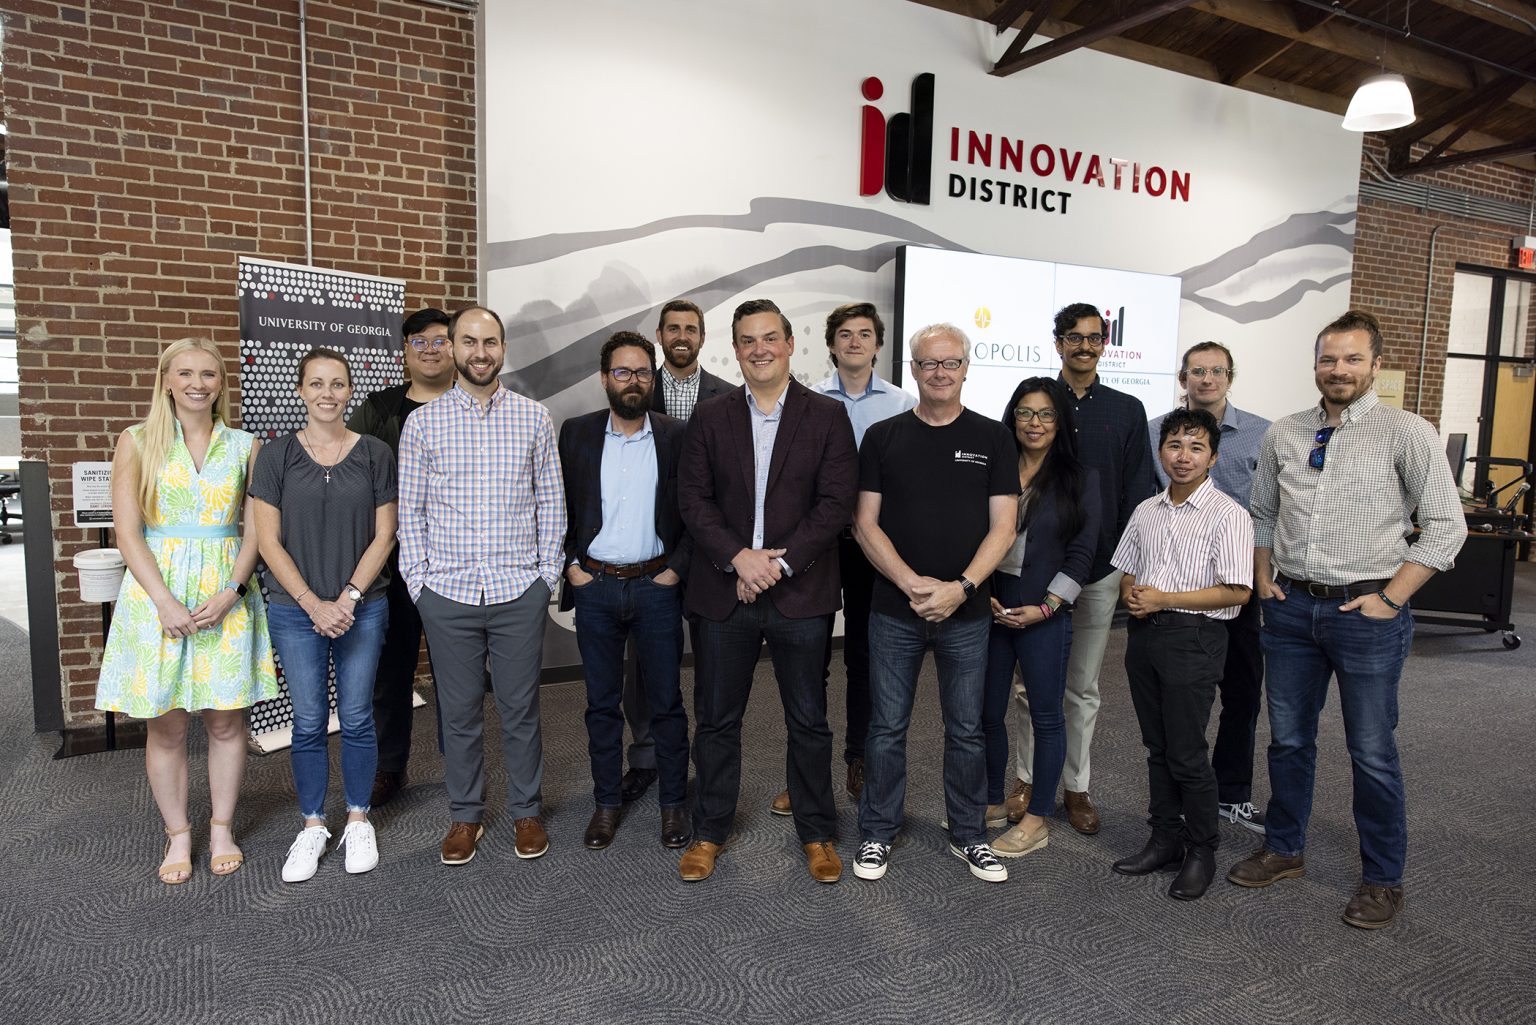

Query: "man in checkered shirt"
(1227, 310), (1466, 931)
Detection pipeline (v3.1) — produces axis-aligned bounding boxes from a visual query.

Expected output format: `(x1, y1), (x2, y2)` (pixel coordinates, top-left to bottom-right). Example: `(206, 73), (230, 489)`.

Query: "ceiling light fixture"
(1342, 0), (1416, 132)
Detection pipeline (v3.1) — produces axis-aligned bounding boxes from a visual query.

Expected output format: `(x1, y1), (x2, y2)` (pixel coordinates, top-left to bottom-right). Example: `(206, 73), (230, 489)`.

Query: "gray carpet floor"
(1, 569), (1534, 1025)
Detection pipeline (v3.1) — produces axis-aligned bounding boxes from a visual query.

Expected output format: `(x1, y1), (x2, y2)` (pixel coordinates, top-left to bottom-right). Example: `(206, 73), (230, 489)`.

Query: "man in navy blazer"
(675, 299), (858, 884)
(558, 332), (693, 852)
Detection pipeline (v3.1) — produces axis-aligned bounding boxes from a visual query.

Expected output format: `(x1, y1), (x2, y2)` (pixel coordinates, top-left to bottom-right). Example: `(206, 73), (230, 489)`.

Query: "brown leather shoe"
(371, 770), (406, 808)
(846, 758), (865, 801)
(1226, 847), (1305, 887)
(1005, 779), (1032, 822)
(1342, 882), (1404, 929)
(440, 821), (484, 865)
(660, 805), (691, 849)
(1063, 790), (1100, 834)
(804, 841), (843, 883)
(679, 839), (723, 881)
(513, 816), (549, 859)
(583, 807), (621, 850)
(769, 788), (792, 816)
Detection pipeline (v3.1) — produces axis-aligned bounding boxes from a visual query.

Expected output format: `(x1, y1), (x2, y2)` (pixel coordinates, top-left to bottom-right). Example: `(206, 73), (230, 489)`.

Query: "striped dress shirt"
(1249, 390), (1466, 585)
(1112, 477), (1254, 620)
(397, 382), (567, 605)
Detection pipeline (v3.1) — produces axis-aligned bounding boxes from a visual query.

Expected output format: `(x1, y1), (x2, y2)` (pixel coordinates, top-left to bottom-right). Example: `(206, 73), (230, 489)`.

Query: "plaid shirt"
(1250, 390), (1466, 585)
(397, 382), (567, 605)
(659, 366), (703, 422)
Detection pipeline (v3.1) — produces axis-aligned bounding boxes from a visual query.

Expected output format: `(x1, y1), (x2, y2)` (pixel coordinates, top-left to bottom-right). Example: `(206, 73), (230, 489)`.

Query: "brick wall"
(1351, 137), (1536, 423)
(3, 0), (477, 726)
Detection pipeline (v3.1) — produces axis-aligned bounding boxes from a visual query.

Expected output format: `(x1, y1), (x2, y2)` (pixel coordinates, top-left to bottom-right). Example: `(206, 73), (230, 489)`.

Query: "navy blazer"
(652, 366), (734, 418)
(678, 380), (857, 621)
(557, 409), (692, 611)
(1000, 468), (1102, 603)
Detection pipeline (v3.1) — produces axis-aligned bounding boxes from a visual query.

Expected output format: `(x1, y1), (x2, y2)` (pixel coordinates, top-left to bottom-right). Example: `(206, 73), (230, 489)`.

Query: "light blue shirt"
(747, 387), (786, 550)
(586, 413), (663, 564)
(813, 369), (917, 448)
(1148, 401), (1272, 510)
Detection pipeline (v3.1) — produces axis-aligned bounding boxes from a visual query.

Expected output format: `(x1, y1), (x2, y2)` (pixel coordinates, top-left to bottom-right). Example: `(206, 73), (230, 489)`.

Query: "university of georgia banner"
(236, 257), (404, 748)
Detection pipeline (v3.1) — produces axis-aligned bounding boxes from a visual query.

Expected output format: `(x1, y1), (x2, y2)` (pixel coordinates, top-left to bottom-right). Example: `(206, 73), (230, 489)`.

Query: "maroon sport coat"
(678, 379), (857, 622)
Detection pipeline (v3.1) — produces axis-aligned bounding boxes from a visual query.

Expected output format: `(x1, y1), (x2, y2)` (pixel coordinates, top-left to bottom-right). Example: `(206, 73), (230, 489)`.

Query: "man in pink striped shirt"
(1109, 407), (1253, 901)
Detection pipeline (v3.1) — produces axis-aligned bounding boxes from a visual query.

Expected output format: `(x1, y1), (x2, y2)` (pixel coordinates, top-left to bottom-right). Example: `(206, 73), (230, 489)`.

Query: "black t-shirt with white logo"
(858, 408), (1020, 620)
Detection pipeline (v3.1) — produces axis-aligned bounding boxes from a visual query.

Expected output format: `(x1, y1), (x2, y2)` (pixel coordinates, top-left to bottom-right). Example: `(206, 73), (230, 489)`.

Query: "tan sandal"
(158, 824), (193, 885)
(208, 818), (244, 877)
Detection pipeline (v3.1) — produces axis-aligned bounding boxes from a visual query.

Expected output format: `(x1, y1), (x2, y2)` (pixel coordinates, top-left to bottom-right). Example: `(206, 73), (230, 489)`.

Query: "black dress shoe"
(660, 804), (691, 849)
(620, 767), (658, 803)
(370, 770), (406, 808)
(584, 806), (622, 849)
(1112, 835), (1184, 876)
(1168, 846), (1216, 900)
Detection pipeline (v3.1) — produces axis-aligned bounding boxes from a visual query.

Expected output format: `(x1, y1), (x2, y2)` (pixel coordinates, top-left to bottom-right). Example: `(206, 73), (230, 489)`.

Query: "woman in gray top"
(251, 347), (398, 884)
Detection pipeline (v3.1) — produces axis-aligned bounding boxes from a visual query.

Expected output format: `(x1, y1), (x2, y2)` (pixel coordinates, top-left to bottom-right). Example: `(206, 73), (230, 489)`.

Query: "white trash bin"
(74, 548), (127, 602)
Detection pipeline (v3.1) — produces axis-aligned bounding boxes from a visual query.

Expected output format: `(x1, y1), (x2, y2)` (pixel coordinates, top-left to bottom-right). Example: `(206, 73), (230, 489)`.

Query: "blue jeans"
(982, 572), (1071, 812)
(860, 610), (990, 845)
(268, 599), (389, 819)
(572, 572), (689, 808)
(1261, 584), (1412, 886)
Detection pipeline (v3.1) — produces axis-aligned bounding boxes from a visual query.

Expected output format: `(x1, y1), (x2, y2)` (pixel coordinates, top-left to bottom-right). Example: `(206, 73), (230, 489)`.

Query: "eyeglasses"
(1013, 408), (1058, 423)
(1185, 367), (1230, 379)
(407, 336), (450, 352)
(607, 368), (655, 383)
(1059, 333), (1105, 346)
(1309, 426), (1336, 470)
(913, 358), (965, 372)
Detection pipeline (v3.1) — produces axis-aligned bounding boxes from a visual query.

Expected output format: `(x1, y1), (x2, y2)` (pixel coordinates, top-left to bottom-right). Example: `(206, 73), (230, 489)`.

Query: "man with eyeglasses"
(1229, 310), (1464, 930)
(1008, 302), (1156, 836)
(852, 323), (1019, 884)
(348, 306), (458, 807)
(558, 331), (692, 851)
(1148, 342), (1272, 838)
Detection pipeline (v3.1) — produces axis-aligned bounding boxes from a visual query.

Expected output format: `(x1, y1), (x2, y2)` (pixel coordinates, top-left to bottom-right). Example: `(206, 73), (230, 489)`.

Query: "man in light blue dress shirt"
(766, 303), (915, 816)
(1148, 341), (1272, 837)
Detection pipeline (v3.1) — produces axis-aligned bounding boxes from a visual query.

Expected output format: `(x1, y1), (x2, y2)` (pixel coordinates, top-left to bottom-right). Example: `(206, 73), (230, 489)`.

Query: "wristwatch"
(224, 581), (248, 598)
(959, 576), (976, 597)
(344, 582), (364, 602)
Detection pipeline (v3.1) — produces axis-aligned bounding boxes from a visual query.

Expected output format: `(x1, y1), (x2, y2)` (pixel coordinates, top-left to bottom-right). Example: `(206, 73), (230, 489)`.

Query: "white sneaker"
(342, 820), (379, 875)
(282, 825), (332, 883)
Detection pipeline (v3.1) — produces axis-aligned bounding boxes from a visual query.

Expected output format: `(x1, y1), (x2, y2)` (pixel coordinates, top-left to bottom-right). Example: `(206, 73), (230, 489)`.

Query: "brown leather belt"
(581, 553), (668, 579)
(1276, 574), (1389, 601)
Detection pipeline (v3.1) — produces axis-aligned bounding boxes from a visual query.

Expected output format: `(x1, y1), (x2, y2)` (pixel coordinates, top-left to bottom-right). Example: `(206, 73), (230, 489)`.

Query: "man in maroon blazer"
(675, 298), (858, 884)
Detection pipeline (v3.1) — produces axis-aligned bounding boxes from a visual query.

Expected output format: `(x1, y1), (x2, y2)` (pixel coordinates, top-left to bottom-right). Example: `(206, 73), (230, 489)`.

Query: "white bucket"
(74, 548), (127, 603)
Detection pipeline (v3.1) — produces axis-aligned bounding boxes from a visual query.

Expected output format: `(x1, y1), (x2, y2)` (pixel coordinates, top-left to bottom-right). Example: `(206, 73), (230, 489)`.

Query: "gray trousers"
(1008, 569), (1121, 792)
(416, 582), (548, 821)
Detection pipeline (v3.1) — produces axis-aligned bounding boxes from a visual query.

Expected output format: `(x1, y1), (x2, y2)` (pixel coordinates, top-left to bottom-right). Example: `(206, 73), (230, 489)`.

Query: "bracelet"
(1376, 589), (1403, 611)
(294, 588), (311, 603)
(1038, 603), (1054, 619)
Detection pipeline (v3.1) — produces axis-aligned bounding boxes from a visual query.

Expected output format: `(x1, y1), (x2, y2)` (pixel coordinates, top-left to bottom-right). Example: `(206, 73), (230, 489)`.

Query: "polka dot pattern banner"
(237, 258), (406, 742)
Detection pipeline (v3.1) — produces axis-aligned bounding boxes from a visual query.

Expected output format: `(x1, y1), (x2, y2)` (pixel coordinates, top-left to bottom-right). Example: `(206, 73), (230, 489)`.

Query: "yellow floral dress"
(95, 422), (279, 717)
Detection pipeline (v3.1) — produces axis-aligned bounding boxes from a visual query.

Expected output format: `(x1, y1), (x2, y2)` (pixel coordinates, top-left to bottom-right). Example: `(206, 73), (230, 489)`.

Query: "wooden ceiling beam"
(1393, 135), (1536, 175)
(986, 0), (1039, 30)
(1427, 0), (1536, 35)
(991, 0), (1200, 76)
(1219, 34), (1303, 86)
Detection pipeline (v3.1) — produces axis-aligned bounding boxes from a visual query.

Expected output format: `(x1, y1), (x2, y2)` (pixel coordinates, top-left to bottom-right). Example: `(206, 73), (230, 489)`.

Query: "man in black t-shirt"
(851, 323), (1019, 885)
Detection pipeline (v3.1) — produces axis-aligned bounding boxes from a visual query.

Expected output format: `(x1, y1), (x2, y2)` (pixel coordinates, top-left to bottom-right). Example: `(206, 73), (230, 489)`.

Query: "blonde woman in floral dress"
(96, 337), (278, 884)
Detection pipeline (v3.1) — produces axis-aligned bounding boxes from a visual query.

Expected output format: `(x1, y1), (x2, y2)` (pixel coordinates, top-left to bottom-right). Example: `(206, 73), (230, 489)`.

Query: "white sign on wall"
(71, 461), (113, 526)
(480, 0), (1360, 427)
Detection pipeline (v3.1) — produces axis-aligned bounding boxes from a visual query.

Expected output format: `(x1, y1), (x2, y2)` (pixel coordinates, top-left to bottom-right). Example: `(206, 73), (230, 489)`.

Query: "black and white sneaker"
(949, 841), (1008, 883)
(852, 840), (891, 881)
(1219, 801), (1267, 835)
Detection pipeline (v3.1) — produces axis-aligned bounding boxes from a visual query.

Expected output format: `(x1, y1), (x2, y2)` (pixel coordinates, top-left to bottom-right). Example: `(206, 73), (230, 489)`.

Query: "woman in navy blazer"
(982, 378), (1101, 858)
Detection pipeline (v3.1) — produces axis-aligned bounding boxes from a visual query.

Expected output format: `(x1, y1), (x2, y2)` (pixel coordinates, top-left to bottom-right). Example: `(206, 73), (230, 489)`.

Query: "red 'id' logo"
(859, 73), (935, 205)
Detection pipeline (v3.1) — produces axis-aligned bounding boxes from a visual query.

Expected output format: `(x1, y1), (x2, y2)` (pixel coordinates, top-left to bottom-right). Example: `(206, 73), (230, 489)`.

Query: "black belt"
(581, 553), (668, 579)
(1145, 611), (1211, 628)
(1276, 574), (1389, 601)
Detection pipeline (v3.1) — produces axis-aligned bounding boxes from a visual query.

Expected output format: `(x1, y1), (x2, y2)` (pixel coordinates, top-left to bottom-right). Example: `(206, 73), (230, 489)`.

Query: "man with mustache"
(675, 298), (857, 884)
(616, 300), (733, 805)
(1008, 302), (1157, 835)
(1228, 310), (1465, 930)
(558, 331), (692, 851)
(397, 305), (567, 866)
(349, 307), (457, 809)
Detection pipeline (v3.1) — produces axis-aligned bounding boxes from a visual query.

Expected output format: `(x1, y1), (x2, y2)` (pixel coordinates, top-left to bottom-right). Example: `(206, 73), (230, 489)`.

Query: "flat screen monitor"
(893, 245), (1183, 421)
(1445, 432), (1468, 490)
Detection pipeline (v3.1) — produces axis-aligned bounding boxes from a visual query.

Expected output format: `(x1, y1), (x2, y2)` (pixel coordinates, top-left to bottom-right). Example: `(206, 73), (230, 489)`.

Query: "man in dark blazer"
(558, 332), (693, 852)
(618, 297), (734, 804)
(675, 298), (858, 885)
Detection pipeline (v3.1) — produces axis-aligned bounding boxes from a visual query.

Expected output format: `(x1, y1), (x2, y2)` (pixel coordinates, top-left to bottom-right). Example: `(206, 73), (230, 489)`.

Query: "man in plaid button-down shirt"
(398, 305), (567, 868)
